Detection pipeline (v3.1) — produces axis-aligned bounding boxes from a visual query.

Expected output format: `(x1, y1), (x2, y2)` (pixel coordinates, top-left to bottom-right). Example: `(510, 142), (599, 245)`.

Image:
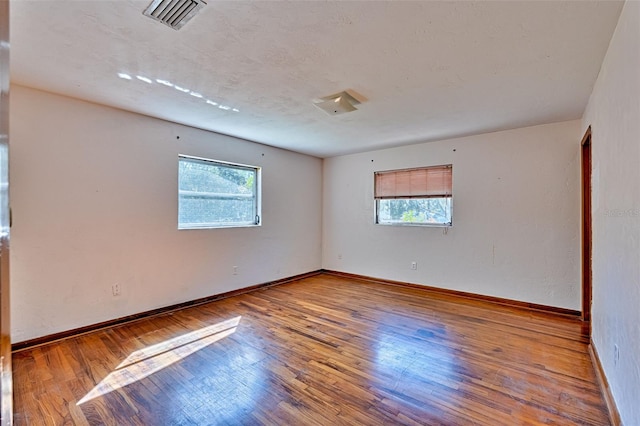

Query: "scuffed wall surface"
(582, 1), (640, 423)
(10, 86), (322, 342)
(323, 121), (582, 310)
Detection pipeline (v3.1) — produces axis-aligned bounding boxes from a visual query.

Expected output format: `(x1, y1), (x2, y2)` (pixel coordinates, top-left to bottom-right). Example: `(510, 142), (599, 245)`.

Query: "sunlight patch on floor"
(77, 316), (241, 405)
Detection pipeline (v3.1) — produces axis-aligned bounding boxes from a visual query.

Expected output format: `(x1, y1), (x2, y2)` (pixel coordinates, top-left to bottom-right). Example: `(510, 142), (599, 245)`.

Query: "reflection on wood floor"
(13, 273), (609, 425)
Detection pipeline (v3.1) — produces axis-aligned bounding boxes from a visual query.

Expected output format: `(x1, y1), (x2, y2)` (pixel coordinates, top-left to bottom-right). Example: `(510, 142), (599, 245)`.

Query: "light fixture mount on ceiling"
(313, 90), (364, 116)
(143, 0), (206, 30)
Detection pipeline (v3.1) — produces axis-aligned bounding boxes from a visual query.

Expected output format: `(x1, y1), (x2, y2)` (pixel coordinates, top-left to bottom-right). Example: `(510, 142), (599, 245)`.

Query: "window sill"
(375, 222), (452, 228)
(178, 223), (261, 230)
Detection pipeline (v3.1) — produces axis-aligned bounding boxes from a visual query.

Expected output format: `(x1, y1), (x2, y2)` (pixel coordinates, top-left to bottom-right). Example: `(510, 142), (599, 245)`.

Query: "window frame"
(178, 155), (261, 230)
(374, 164), (453, 227)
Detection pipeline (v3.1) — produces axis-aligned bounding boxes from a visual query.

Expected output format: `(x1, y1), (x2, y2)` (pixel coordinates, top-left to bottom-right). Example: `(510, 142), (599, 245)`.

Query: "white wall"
(582, 1), (640, 423)
(323, 120), (582, 310)
(10, 85), (323, 343)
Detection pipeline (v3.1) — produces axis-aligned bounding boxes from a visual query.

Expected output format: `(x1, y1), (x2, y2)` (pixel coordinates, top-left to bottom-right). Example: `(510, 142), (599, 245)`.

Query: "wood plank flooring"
(13, 274), (610, 425)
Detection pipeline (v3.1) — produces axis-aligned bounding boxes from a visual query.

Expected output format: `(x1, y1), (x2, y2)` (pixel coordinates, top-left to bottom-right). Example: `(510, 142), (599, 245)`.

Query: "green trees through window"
(374, 165), (453, 226)
(377, 198), (451, 225)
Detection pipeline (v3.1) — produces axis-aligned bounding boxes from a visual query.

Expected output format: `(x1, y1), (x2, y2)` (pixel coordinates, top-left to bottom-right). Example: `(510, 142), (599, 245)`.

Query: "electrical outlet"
(112, 283), (121, 297)
(614, 344), (620, 366)
(233, 266), (238, 275)
(411, 261), (417, 270)
(338, 254), (342, 260)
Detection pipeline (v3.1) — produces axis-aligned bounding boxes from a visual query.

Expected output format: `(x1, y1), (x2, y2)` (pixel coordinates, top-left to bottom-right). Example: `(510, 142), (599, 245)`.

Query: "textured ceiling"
(10, 0), (623, 157)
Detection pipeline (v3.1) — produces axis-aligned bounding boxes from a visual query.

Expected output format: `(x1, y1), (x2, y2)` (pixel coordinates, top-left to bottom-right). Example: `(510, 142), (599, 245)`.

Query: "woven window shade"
(375, 165), (452, 199)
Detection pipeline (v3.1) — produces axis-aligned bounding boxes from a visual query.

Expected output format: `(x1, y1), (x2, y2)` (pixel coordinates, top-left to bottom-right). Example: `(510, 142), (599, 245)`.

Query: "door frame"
(0, 0), (10, 424)
(581, 127), (592, 325)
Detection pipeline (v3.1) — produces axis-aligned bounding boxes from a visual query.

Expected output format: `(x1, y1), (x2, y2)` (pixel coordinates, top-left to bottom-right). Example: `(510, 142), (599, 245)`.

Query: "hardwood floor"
(13, 274), (610, 425)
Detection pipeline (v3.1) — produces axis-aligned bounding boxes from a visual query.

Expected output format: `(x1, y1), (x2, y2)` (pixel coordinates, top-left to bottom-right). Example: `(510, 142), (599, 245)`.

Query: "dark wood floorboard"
(13, 274), (610, 425)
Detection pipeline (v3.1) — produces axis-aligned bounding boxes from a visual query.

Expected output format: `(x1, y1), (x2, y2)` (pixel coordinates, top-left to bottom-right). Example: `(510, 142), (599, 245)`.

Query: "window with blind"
(178, 155), (261, 229)
(374, 165), (452, 226)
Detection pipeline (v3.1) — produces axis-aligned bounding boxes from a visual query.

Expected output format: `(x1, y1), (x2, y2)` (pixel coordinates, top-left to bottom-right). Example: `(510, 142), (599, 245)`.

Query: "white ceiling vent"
(143, 0), (206, 30)
(313, 90), (364, 116)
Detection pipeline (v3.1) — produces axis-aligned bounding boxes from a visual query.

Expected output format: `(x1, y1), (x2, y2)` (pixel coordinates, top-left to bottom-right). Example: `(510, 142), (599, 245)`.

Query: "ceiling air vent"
(143, 0), (206, 30)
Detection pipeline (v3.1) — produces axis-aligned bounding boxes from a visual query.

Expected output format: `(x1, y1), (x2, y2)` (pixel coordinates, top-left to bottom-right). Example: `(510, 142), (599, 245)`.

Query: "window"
(178, 155), (260, 229)
(374, 165), (452, 226)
